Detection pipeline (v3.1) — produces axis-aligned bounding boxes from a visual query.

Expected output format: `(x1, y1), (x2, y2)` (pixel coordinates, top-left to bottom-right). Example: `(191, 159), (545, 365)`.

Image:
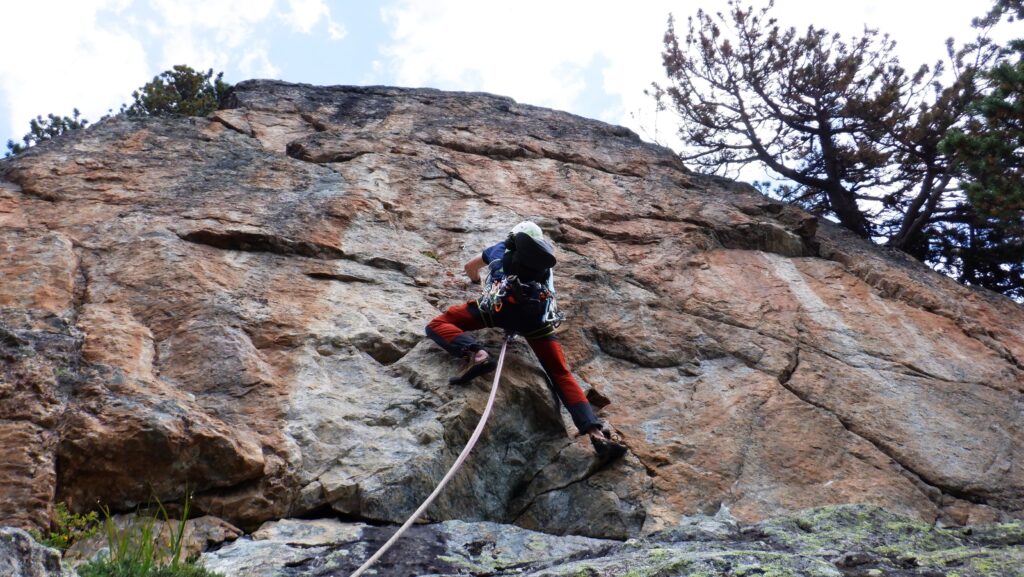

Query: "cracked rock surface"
(0, 81), (1022, 540)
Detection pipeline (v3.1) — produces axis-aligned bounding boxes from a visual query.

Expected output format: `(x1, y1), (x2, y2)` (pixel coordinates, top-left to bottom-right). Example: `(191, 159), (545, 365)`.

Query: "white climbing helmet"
(510, 220), (544, 242)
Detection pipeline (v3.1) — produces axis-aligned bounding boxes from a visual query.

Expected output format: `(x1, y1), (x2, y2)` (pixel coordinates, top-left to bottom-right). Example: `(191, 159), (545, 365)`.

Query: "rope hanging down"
(348, 332), (514, 577)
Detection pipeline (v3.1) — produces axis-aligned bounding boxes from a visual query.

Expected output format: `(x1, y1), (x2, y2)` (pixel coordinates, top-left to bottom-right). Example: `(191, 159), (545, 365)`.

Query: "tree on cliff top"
(5, 65), (231, 158)
(940, 2), (1024, 298)
(5, 109), (88, 157)
(122, 65), (231, 117)
(656, 0), (1022, 299)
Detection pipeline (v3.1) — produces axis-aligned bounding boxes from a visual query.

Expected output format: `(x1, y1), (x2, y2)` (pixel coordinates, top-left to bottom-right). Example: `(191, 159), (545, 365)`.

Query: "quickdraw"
(478, 276), (511, 316)
(544, 297), (566, 328)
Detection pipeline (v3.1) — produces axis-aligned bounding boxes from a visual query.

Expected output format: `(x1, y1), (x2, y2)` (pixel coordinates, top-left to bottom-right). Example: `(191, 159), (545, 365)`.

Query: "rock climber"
(425, 221), (626, 459)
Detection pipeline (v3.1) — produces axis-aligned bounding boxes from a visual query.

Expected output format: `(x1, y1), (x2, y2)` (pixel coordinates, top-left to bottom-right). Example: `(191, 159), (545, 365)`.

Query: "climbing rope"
(348, 332), (515, 577)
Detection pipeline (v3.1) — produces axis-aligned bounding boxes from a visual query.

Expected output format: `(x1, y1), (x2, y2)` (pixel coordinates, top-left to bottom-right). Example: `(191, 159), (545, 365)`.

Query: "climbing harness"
(348, 331), (516, 577)
(477, 274), (565, 330)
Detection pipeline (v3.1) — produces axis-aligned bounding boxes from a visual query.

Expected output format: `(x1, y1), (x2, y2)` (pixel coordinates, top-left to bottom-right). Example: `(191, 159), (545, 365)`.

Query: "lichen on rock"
(199, 505), (1024, 576)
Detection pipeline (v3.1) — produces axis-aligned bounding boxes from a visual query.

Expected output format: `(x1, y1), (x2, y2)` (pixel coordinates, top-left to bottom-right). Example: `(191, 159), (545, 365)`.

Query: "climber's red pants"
(426, 302), (599, 432)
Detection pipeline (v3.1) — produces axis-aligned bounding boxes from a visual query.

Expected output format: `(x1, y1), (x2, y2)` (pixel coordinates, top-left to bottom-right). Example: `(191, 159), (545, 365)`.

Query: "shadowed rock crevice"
(2, 168), (57, 202)
(69, 248), (90, 326)
(210, 112), (256, 138)
(305, 271), (376, 284)
(0, 327), (27, 350)
(507, 441), (578, 524)
(176, 227), (422, 280)
(298, 112), (329, 133)
(509, 460), (624, 527)
(177, 229), (345, 260)
(713, 221), (816, 258)
(981, 338), (1024, 373)
(776, 342), (800, 386)
(286, 139), (373, 163)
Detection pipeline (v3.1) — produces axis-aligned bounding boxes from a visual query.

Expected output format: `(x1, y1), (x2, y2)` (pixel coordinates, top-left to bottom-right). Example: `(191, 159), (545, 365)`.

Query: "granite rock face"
(0, 81), (1022, 539)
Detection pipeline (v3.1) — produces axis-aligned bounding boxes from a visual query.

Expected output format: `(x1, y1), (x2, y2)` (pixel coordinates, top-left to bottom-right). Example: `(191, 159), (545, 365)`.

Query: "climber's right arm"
(463, 255), (486, 283)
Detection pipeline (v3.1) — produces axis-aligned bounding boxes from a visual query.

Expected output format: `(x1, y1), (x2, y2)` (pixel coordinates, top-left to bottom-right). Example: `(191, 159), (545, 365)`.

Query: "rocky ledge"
(10, 505), (1022, 577)
(197, 505), (1024, 577)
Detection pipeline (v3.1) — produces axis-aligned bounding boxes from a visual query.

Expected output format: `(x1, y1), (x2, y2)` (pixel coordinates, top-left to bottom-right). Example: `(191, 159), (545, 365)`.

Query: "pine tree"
(656, 0), (1022, 298)
(4, 65), (231, 157)
(5, 109), (88, 157)
(122, 65), (231, 117)
(940, 1), (1024, 299)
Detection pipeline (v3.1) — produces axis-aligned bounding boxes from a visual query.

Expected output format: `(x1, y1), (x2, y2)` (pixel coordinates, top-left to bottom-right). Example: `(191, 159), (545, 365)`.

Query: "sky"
(0, 1), (1008, 156)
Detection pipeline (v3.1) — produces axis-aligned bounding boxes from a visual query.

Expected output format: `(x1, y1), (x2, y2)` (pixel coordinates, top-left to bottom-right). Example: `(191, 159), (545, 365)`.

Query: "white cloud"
(144, 0), (349, 82)
(282, 0), (347, 39)
(379, 0), (625, 112)
(374, 0), (689, 149)
(376, 0), (994, 153)
(283, 0), (326, 33)
(0, 0), (360, 144)
(327, 20), (347, 41)
(0, 0), (995, 155)
(148, 0), (277, 70)
(239, 45), (282, 79)
(0, 1), (149, 138)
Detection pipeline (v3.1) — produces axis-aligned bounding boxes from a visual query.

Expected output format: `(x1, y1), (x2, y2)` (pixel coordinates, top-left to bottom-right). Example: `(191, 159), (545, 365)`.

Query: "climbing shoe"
(588, 426), (628, 462)
(449, 349), (496, 385)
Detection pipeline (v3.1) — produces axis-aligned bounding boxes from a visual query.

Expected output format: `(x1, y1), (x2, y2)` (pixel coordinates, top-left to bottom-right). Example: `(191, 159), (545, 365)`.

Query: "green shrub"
(4, 64), (228, 158)
(5, 109), (88, 157)
(31, 502), (100, 552)
(77, 493), (222, 577)
(122, 65), (231, 118)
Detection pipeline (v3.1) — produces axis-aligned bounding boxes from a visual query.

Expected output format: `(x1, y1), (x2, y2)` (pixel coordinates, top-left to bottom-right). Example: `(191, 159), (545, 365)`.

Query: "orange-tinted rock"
(0, 421), (56, 530)
(79, 304), (155, 380)
(0, 230), (77, 323)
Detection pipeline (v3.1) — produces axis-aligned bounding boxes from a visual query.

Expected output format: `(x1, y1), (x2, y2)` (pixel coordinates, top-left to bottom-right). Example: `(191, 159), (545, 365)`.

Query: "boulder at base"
(0, 528), (64, 577)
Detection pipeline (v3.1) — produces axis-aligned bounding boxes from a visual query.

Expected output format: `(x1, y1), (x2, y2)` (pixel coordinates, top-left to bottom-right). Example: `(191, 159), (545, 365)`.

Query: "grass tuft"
(77, 492), (222, 577)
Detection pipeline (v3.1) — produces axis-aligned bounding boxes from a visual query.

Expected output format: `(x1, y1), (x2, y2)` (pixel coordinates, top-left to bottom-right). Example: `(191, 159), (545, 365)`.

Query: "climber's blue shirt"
(481, 241), (508, 282)
(481, 242), (506, 266)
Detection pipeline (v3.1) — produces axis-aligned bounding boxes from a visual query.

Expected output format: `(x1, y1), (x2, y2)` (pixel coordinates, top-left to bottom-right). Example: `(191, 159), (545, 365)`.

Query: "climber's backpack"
(477, 232), (563, 325)
(501, 231), (556, 283)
